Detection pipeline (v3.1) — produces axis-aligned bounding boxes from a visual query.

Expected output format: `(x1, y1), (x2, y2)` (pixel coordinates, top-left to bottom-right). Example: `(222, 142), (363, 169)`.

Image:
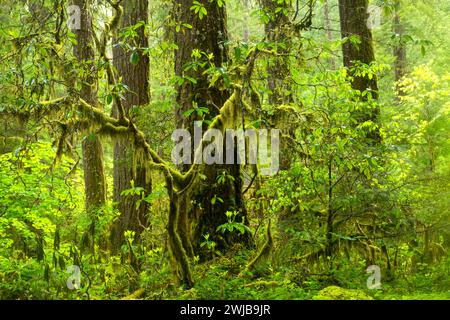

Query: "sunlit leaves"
(190, 1), (207, 20)
(216, 211), (251, 235)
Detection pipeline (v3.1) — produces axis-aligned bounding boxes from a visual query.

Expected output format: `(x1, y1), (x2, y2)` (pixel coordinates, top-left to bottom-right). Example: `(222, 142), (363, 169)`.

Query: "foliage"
(0, 0), (448, 301)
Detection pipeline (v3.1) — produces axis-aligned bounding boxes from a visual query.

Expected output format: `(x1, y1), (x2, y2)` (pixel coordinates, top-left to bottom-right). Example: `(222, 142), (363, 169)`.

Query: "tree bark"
(73, 0), (106, 252)
(173, 0), (251, 257)
(339, 0), (380, 143)
(262, 0), (293, 106)
(339, 0), (378, 102)
(262, 0), (294, 170)
(324, 0), (336, 70)
(110, 0), (152, 253)
(393, 0), (406, 97)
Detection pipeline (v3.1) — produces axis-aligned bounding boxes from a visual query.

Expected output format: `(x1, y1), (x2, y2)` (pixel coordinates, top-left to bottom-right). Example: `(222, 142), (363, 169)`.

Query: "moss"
(0, 136), (23, 152)
(383, 292), (450, 300)
(165, 174), (194, 288)
(313, 286), (374, 300)
(246, 220), (273, 271)
(208, 90), (239, 132)
(121, 288), (145, 300)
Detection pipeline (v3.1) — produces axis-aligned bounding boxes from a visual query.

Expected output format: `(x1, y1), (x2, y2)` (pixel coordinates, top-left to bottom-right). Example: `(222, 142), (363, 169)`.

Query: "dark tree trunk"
(262, 0), (293, 106)
(110, 0), (152, 253)
(73, 0), (106, 252)
(339, 0), (378, 102)
(393, 0), (406, 97)
(262, 0), (294, 170)
(173, 0), (251, 257)
(339, 0), (380, 143)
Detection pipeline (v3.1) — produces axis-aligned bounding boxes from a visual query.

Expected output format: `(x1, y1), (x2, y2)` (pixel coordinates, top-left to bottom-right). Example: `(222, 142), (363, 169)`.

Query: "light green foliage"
(0, 142), (84, 298)
(190, 1), (208, 20)
(216, 211), (252, 235)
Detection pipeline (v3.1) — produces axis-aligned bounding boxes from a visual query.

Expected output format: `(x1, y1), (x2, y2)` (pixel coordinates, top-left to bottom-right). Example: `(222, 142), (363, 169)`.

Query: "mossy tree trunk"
(73, 0), (106, 252)
(173, 0), (252, 258)
(332, 0), (381, 258)
(393, 0), (407, 97)
(110, 0), (152, 254)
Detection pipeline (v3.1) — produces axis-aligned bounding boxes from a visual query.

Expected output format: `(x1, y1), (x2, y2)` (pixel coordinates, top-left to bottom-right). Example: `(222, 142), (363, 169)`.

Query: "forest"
(0, 0), (449, 301)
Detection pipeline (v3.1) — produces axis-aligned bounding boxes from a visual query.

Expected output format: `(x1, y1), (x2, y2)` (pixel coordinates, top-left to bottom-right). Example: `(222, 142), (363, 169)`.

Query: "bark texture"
(339, 0), (380, 143)
(173, 0), (251, 257)
(393, 0), (406, 96)
(73, 0), (106, 251)
(262, 0), (294, 170)
(110, 0), (152, 253)
(339, 0), (379, 102)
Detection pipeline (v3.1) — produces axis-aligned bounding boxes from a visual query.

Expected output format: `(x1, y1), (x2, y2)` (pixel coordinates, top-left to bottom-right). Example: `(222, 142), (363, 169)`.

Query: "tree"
(261, 0), (295, 170)
(323, 0), (336, 70)
(173, 0), (251, 256)
(73, 0), (106, 251)
(339, 0), (378, 102)
(338, 0), (380, 144)
(261, 0), (293, 106)
(110, 0), (152, 253)
(393, 0), (407, 97)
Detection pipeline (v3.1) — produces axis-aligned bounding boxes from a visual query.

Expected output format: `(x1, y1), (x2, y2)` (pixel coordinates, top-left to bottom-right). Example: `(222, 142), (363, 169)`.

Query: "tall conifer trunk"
(110, 0), (152, 253)
(173, 0), (251, 257)
(73, 0), (106, 252)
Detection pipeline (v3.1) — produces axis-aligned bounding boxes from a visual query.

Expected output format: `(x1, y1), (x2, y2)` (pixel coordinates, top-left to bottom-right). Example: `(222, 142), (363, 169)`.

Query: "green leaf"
(185, 76), (197, 84)
(234, 47), (241, 61)
(106, 94), (113, 105)
(200, 7), (207, 19)
(183, 108), (196, 117)
(130, 51), (140, 65)
(196, 107), (209, 116)
(191, 1), (207, 19)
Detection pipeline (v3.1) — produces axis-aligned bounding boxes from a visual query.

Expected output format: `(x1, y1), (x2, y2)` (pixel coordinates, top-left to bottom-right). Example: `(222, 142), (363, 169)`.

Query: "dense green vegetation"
(0, 0), (448, 300)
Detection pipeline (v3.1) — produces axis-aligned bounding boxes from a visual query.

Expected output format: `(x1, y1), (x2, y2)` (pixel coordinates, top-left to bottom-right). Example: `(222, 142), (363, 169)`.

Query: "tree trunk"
(173, 0), (251, 257)
(324, 0), (336, 70)
(339, 0), (380, 143)
(262, 0), (293, 106)
(325, 158), (334, 257)
(73, 0), (106, 252)
(262, 0), (294, 170)
(110, 0), (152, 254)
(339, 0), (378, 102)
(393, 0), (406, 97)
